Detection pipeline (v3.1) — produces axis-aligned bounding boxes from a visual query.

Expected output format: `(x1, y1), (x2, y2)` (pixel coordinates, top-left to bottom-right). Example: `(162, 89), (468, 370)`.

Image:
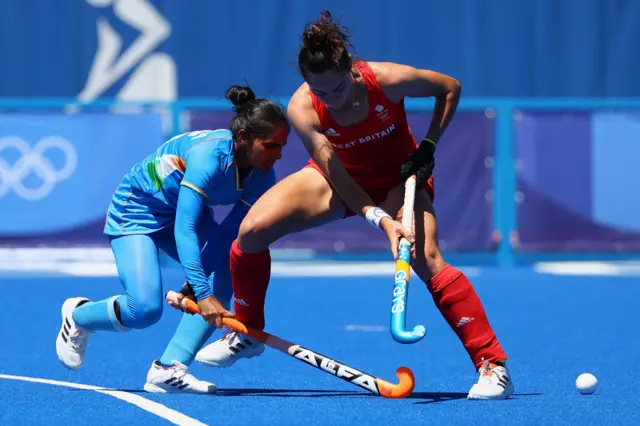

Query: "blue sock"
(72, 296), (130, 332)
(159, 313), (214, 366)
(159, 266), (232, 366)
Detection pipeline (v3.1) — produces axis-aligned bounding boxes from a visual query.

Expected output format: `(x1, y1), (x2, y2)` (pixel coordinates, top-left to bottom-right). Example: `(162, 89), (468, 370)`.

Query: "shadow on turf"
(91, 388), (542, 402)
(411, 392), (543, 404)
(92, 388), (365, 397)
(215, 389), (543, 403)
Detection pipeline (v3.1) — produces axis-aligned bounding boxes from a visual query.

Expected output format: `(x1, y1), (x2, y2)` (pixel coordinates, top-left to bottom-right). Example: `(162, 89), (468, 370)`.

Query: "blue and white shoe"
(144, 360), (217, 394)
(55, 297), (91, 371)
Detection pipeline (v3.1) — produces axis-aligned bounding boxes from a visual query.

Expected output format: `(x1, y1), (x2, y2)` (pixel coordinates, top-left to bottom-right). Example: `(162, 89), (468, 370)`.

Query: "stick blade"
(376, 366), (415, 399)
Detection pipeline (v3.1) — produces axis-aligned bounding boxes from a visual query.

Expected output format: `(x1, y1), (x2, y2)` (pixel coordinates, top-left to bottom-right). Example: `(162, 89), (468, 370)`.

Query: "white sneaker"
(195, 329), (265, 368)
(56, 297), (91, 371)
(143, 360), (217, 394)
(467, 359), (514, 400)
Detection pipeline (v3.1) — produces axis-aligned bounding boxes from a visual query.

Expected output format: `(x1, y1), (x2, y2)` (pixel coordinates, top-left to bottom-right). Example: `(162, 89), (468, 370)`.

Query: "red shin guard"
(230, 239), (270, 330)
(428, 265), (507, 368)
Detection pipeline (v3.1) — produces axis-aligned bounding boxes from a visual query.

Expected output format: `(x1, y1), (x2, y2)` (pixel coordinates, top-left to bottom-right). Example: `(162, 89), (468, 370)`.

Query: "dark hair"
(226, 85), (289, 141)
(298, 10), (352, 78)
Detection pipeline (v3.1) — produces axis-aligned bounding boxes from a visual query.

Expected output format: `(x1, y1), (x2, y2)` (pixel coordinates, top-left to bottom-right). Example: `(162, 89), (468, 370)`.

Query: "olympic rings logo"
(0, 136), (78, 201)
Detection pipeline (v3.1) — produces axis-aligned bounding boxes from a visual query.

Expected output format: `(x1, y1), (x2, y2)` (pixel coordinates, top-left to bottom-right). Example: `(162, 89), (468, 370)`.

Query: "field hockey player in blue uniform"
(55, 85), (289, 394)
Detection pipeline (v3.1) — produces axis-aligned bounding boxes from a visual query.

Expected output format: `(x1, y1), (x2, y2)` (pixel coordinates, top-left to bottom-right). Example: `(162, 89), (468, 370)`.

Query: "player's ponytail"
(298, 9), (352, 78)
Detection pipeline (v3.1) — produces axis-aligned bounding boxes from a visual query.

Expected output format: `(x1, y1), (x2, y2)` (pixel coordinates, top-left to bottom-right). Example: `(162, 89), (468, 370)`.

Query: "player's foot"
(467, 359), (514, 400)
(143, 360), (217, 394)
(56, 297), (92, 371)
(195, 329), (265, 368)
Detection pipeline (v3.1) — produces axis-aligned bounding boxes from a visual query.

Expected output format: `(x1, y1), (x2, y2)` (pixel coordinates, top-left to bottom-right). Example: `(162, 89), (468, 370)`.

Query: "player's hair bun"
(226, 86), (256, 113)
(302, 10), (349, 53)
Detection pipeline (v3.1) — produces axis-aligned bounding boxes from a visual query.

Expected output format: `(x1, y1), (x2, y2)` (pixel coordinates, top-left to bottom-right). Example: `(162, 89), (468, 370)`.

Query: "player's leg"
(231, 167), (346, 329)
(154, 217), (232, 367)
(380, 181), (513, 400)
(196, 167), (346, 367)
(56, 234), (163, 370)
(142, 219), (232, 394)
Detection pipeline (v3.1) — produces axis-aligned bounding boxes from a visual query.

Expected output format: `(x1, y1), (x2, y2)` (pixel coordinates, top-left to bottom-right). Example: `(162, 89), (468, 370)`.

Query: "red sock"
(230, 239), (270, 330)
(428, 265), (507, 369)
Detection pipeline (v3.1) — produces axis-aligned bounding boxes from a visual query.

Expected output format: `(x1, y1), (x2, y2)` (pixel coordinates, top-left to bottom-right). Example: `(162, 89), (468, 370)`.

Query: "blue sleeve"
(174, 187), (211, 300)
(174, 146), (222, 300)
(198, 169), (276, 288)
(198, 170), (275, 303)
(176, 168), (274, 301)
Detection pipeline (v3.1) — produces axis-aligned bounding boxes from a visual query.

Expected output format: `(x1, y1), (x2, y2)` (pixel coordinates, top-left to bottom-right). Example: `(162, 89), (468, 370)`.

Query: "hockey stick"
(165, 288), (415, 399)
(390, 176), (427, 344)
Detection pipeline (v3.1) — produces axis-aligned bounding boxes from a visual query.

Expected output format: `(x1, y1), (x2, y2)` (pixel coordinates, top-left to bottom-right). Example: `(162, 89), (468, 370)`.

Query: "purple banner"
(189, 109), (494, 254)
(515, 110), (640, 252)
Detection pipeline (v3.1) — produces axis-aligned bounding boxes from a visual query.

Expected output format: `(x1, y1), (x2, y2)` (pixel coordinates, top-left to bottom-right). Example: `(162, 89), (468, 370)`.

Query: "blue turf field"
(1, 265), (639, 425)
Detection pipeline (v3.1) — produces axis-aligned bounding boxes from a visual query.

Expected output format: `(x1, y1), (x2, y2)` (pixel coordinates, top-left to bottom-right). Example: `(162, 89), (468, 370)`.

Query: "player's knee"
(129, 297), (163, 328)
(237, 214), (273, 252)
